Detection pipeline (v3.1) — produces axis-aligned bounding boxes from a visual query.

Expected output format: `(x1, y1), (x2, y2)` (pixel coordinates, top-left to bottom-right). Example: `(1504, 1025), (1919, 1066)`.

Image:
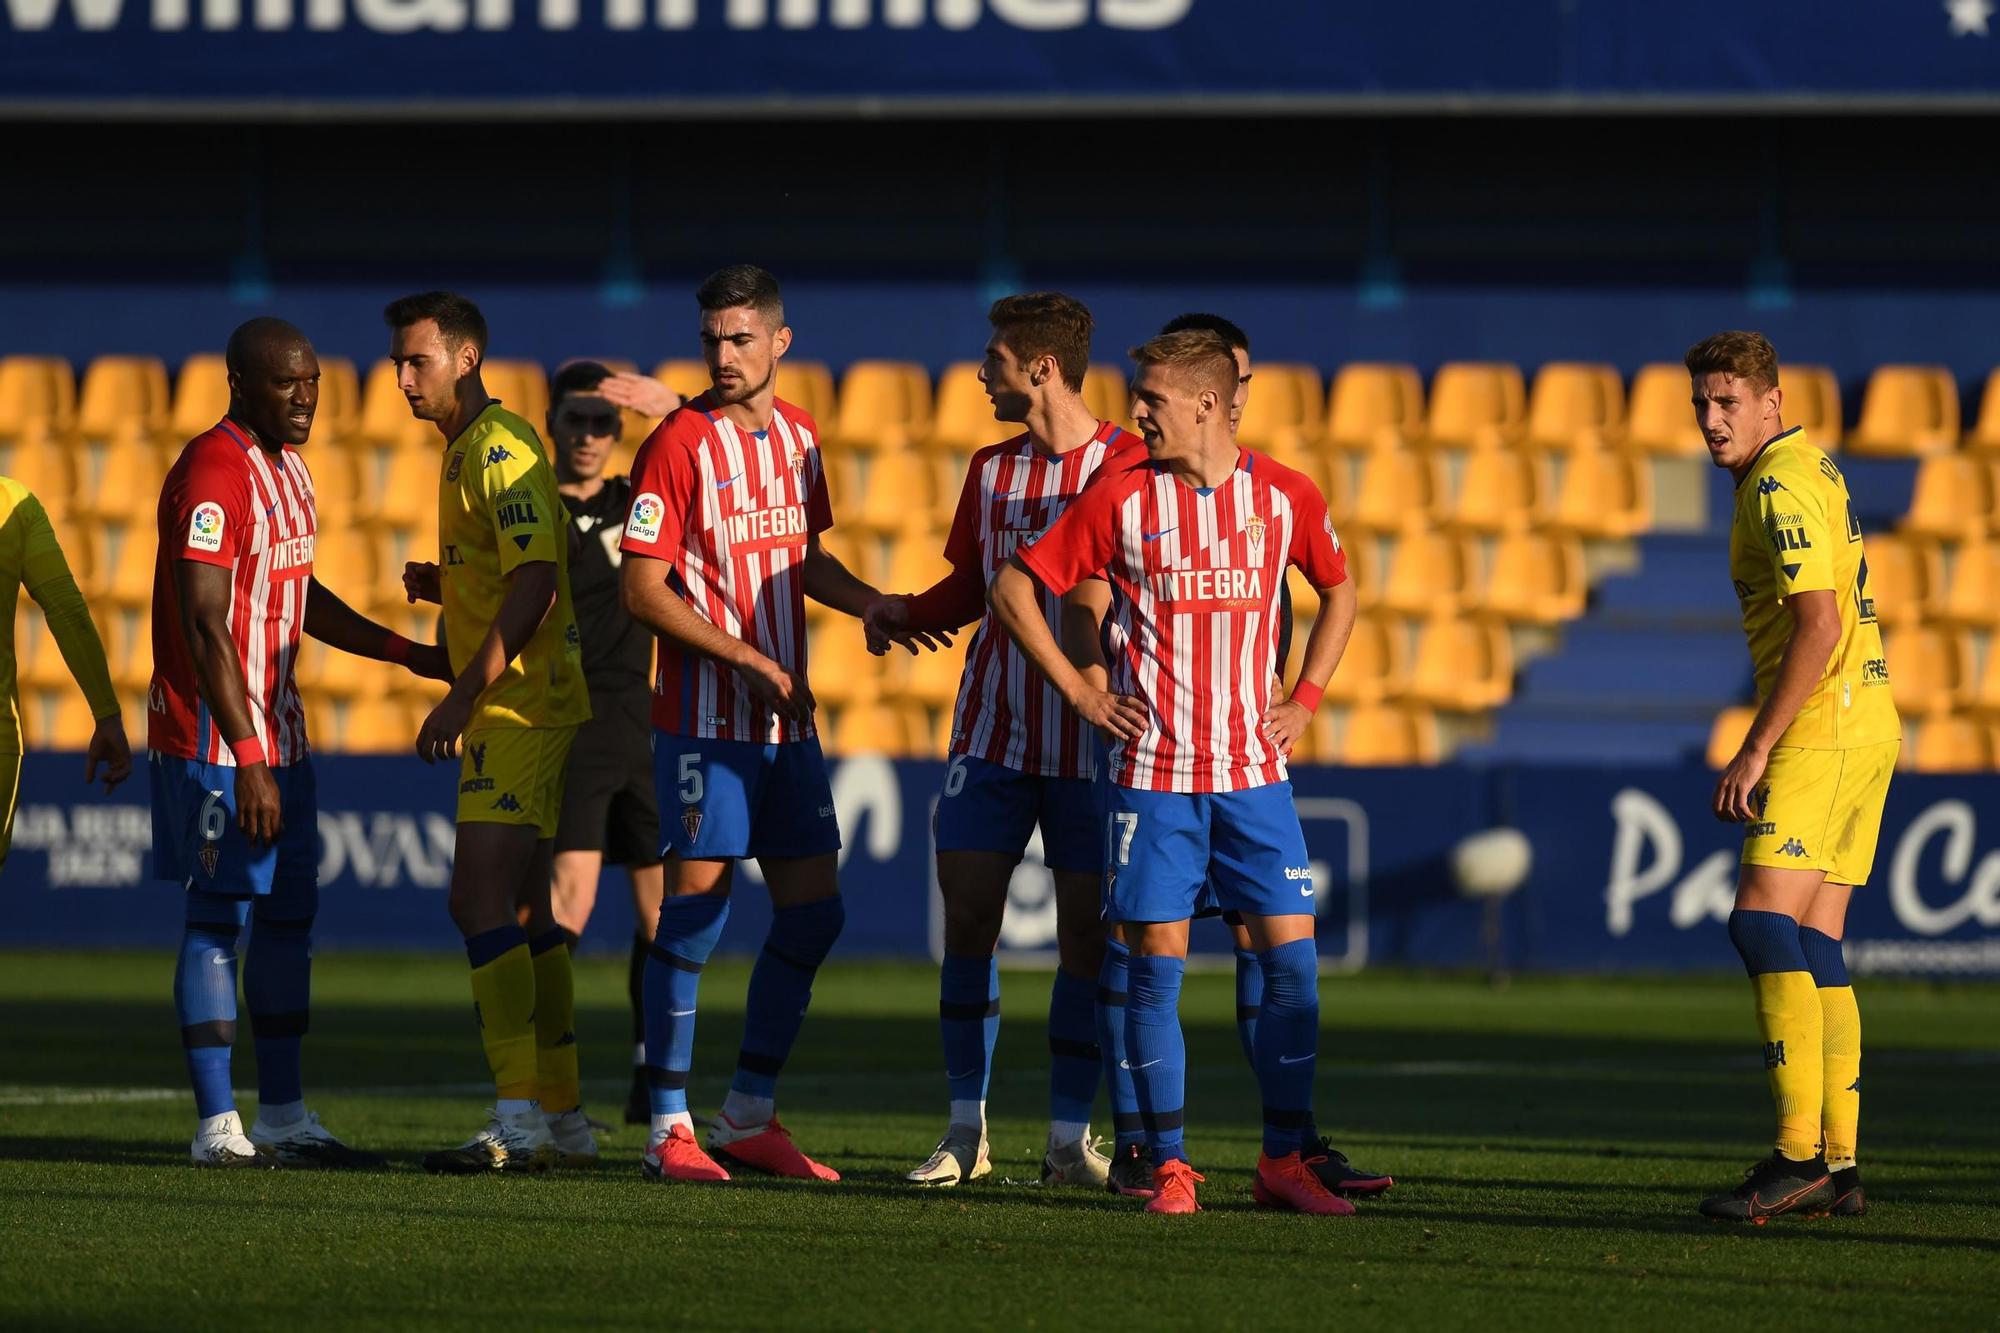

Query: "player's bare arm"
(619, 550), (813, 724)
(1059, 576), (1112, 693)
(990, 557), (1145, 741)
(804, 535), (950, 655)
(594, 371), (681, 420)
(1262, 576), (1356, 757)
(1713, 587), (1841, 823)
(416, 560), (558, 764)
(304, 576), (451, 682)
(175, 559), (281, 845)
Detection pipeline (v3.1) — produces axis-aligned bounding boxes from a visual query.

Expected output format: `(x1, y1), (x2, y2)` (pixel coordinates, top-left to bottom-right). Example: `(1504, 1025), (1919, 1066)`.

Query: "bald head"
(225, 318), (320, 450)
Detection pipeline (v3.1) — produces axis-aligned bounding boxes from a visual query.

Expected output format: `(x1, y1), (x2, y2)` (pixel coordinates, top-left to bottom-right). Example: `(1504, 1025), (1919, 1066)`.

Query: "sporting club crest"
(1245, 513), (1267, 554)
(682, 807), (704, 843)
(199, 841), (220, 877)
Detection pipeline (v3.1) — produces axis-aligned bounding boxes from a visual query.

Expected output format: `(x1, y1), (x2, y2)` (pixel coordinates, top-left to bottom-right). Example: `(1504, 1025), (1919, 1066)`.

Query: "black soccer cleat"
(1822, 1165), (1866, 1217)
(1106, 1141), (1157, 1198)
(1698, 1152), (1834, 1223)
(1302, 1138), (1394, 1196)
(624, 1068), (650, 1126)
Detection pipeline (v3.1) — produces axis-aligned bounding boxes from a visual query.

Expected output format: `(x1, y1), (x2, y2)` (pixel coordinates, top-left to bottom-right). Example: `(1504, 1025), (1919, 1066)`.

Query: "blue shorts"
(654, 732), (841, 862)
(933, 754), (1101, 873)
(1101, 781), (1314, 924)
(150, 753), (319, 896)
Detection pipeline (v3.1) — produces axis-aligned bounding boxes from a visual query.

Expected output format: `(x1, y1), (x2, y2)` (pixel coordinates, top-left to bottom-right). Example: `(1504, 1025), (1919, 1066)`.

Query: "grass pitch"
(0, 951), (1994, 1331)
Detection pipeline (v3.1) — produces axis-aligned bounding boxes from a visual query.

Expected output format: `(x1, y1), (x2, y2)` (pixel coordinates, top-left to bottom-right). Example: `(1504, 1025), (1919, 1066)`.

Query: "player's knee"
(1056, 920), (1105, 979)
(253, 879), (319, 932)
(942, 897), (1004, 956)
(1258, 939), (1318, 1013)
(1727, 908), (1807, 976)
(770, 894), (844, 970)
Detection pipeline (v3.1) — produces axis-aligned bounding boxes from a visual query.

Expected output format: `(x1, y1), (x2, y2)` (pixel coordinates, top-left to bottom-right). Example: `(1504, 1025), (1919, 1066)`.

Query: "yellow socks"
(1727, 910), (1824, 1162)
(530, 929), (581, 1115)
(1802, 926), (1861, 1171)
(466, 925), (540, 1103)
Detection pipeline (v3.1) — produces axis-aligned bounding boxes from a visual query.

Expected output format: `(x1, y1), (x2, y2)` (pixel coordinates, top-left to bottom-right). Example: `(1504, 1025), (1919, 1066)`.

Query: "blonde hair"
(1129, 329), (1237, 402)
(1685, 330), (1780, 392)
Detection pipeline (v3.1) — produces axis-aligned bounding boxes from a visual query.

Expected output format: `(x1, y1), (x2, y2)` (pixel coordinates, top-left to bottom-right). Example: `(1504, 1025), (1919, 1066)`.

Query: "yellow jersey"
(1729, 426), (1899, 750)
(0, 476), (117, 753)
(436, 404), (590, 732)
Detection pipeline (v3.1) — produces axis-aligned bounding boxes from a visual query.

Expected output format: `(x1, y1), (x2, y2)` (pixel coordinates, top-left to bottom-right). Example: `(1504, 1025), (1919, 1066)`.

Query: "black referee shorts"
(554, 715), (662, 867)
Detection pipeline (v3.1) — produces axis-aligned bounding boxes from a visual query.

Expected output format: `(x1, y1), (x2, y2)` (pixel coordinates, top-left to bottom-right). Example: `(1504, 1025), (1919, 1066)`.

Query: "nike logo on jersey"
(716, 473), (742, 490)
(1278, 1054), (1313, 1065)
(1300, 885), (1315, 897)
(1142, 528), (1176, 542)
(669, 1009), (697, 1017)
(1121, 1059), (1163, 1071)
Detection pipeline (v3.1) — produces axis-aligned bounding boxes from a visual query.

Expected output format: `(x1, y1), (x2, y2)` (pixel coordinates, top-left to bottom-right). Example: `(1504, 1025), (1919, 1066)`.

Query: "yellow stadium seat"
(482, 359), (549, 426)
(1323, 612), (1406, 707)
(311, 526), (379, 592)
(808, 622), (891, 707)
(3, 440), (78, 519)
(1966, 640), (2000, 717)
(1546, 451), (1653, 538)
(86, 523), (158, 609)
(1882, 625), (1968, 716)
(1477, 532), (1589, 625)
(0, 356), (76, 439)
(16, 606), (67, 692)
(36, 691), (102, 750)
(1236, 363), (1322, 454)
(832, 361), (931, 452)
(1341, 703), (1441, 765)
(1448, 449), (1547, 534)
(315, 357), (363, 441)
(358, 359), (434, 449)
(359, 443), (439, 531)
(1938, 540), (2000, 629)
(76, 439), (166, 520)
(814, 527), (881, 587)
(1324, 364), (1424, 453)
(1780, 365), (1843, 449)
(334, 697), (420, 754)
(825, 701), (924, 757)
(925, 362), (995, 454)
(1522, 363), (1624, 452)
(848, 451), (937, 535)
(1862, 533), (1943, 629)
(1423, 363), (1526, 451)
(905, 638), (969, 709)
(1377, 532), (1477, 618)
(652, 359), (713, 402)
(170, 353), (231, 440)
(1901, 455), (1994, 540)
(775, 359), (838, 427)
(1846, 365), (1959, 457)
(1908, 716), (1994, 773)
(1295, 453), (1353, 529)
(306, 448), (363, 522)
(76, 356), (171, 442)
(1965, 368), (2000, 452)
(884, 533), (953, 595)
(1349, 449), (1446, 534)
(1707, 705), (1759, 769)
(1083, 365), (1137, 433)
(1622, 363), (1704, 456)
(1402, 617), (1514, 711)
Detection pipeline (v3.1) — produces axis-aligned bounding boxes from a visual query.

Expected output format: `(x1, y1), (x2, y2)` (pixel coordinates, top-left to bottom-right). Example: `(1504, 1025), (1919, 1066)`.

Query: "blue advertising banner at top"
(2, 0), (1998, 111)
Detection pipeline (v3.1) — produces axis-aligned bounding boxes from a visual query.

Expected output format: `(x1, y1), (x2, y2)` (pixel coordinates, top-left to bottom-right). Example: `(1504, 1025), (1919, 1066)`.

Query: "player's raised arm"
(176, 560), (282, 844)
(304, 575), (451, 682)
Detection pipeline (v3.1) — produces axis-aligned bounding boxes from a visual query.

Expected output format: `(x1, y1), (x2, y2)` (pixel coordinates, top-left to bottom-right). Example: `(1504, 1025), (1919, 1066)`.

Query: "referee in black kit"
(544, 359), (682, 1124)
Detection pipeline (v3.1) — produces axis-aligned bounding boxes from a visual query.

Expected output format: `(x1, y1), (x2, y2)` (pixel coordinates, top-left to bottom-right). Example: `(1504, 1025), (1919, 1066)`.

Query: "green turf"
(0, 951), (1995, 1331)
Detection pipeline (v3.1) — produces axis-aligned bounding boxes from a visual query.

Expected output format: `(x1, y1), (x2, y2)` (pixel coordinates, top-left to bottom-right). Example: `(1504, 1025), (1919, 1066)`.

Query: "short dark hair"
(696, 265), (785, 327)
(224, 317), (311, 377)
(1160, 312), (1249, 354)
(1130, 329), (1238, 402)
(1685, 330), (1779, 392)
(550, 359), (614, 403)
(988, 292), (1093, 393)
(383, 291), (488, 359)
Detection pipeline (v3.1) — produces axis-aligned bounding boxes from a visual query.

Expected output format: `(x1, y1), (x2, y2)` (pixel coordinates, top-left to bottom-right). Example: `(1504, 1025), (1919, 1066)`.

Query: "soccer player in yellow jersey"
(0, 477), (132, 869)
(385, 292), (595, 1174)
(1688, 331), (1896, 1223)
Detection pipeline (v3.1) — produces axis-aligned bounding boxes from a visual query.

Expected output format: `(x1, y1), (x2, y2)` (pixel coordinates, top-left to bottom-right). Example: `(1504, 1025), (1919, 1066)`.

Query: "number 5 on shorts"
(678, 752), (703, 804)
(1111, 811), (1138, 865)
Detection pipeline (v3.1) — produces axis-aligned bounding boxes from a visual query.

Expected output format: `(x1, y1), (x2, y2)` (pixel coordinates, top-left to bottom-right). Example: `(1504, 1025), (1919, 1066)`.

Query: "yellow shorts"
(1742, 739), (1899, 887)
(456, 726), (576, 839)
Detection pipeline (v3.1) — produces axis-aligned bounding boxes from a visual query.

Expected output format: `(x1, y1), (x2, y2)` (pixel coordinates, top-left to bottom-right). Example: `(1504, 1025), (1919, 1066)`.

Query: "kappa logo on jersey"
(187, 502), (226, 553)
(485, 445), (513, 465)
(1758, 476), (1786, 495)
(491, 793), (523, 813)
(1778, 837), (1809, 858)
(626, 492), (664, 543)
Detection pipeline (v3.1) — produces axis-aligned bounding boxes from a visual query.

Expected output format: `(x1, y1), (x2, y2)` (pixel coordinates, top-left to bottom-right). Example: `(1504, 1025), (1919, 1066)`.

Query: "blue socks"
(1799, 927), (1849, 986)
(1097, 939), (1142, 1149)
(1233, 946), (1262, 1067)
(1253, 939), (1319, 1158)
(643, 891), (730, 1120)
(1125, 953), (1188, 1164)
(733, 896), (845, 1099)
(176, 892), (249, 1119)
(244, 896), (316, 1110)
(1047, 967), (1100, 1131)
(939, 953), (1000, 1119)
(1729, 908), (1810, 975)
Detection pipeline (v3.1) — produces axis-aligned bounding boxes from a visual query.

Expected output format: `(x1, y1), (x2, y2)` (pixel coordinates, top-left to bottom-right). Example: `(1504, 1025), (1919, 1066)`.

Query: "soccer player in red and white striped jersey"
(867, 293), (1141, 1190)
(619, 265), (945, 1185)
(992, 328), (1361, 1216)
(150, 318), (446, 1168)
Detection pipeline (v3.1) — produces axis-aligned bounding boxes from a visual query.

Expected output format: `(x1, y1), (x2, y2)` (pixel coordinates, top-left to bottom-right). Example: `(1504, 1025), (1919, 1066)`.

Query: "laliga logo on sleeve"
(187, 502), (226, 553)
(626, 493), (664, 543)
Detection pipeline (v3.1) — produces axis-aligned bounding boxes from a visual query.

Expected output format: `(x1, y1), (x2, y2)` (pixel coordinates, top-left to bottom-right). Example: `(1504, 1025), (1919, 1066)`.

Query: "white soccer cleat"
(249, 1109), (382, 1169)
(1041, 1133), (1111, 1189)
(422, 1107), (558, 1175)
(546, 1109), (601, 1167)
(191, 1110), (277, 1169)
(905, 1124), (991, 1188)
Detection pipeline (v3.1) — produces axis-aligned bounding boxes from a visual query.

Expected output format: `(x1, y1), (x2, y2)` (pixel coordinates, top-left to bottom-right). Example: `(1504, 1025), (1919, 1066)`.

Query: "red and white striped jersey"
(620, 393), (832, 743)
(150, 418), (316, 767)
(1019, 448), (1347, 794)
(945, 421), (1142, 778)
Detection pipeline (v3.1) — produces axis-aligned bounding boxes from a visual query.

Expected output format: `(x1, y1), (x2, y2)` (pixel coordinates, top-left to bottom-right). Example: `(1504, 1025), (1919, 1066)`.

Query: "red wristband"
(230, 735), (267, 767)
(382, 633), (413, 666)
(1288, 681), (1324, 714)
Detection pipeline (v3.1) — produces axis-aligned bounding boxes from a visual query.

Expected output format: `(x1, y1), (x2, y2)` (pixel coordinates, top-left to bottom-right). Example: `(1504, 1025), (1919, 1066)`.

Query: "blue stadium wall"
(8, 753), (1998, 975)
